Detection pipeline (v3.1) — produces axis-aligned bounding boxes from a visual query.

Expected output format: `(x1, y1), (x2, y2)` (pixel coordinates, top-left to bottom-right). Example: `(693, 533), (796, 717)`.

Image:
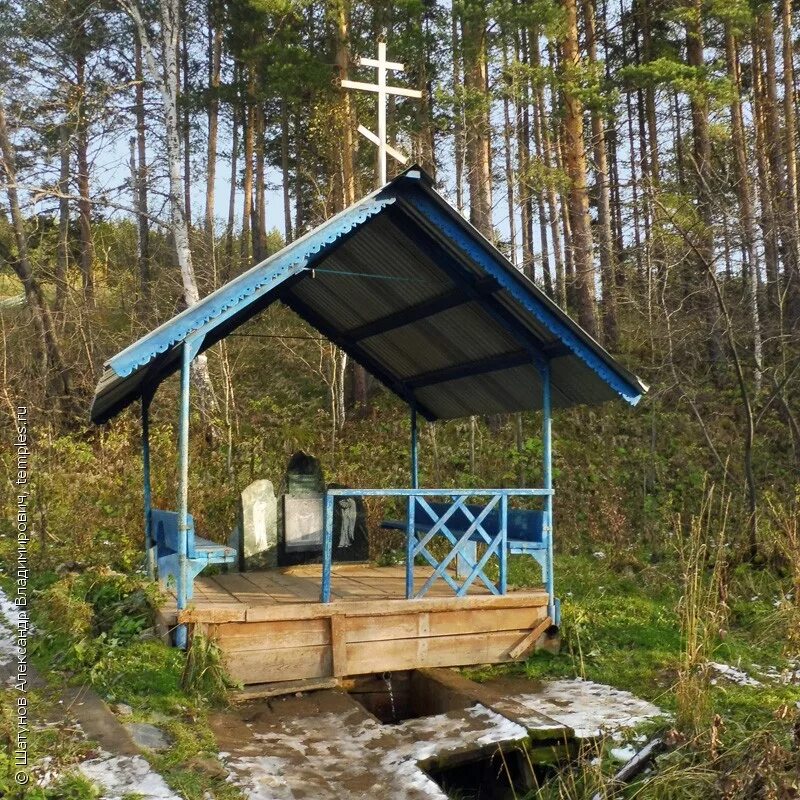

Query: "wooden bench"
(382, 501), (549, 585)
(382, 501), (545, 549)
(150, 509), (237, 597)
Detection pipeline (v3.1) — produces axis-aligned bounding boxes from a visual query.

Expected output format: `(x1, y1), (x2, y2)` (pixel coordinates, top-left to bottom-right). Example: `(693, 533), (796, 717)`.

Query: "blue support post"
(321, 492), (334, 602)
(407, 404), (419, 599)
(142, 394), (155, 581)
(499, 492), (508, 594)
(542, 360), (556, 623)
(175, 342), (193, 648)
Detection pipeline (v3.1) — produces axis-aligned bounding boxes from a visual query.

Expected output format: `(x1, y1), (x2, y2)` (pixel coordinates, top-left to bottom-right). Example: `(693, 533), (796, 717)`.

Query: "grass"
(464, 549), (800, 797)
(0, 569), (243, 800)
(6, 527), (799, 797)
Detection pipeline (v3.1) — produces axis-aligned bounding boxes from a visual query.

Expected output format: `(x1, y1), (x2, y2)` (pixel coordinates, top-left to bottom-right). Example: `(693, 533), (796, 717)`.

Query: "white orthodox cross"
(341, 42), (423, 185)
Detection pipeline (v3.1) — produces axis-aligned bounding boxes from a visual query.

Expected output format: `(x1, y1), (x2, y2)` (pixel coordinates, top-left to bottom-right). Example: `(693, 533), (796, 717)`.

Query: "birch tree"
(119, 0), (217, 415)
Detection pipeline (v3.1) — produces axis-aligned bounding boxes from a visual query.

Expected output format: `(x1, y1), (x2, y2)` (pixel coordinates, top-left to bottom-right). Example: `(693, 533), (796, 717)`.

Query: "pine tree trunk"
(204, 0), (222, 239)
(225, 88), (239, 281)
(452, 8), (465, 214)
(462, 0), (493, 238)
(241, 76), (254, 265)
(685, 0), (722, 378)
(501, 43), (518, 271)
(0, 100), (71, 402)
(533, 38), (564, 304)
(725, 24), (763, 390)
(75, 37), (95, 307)
(514, 26), (536, 281)
(55, 124), (70, 314)
(622, 14), (643, 281)
(781, 0), (800, 319)
(584, 0), (618, 349)
(253, 101), (267, 262)
(760, 9), (800, 316)
(751, 33), (781, 309)
(294, 109), (304, 235)
(561, 0), (598, 336)
(281, 100), (293, 243)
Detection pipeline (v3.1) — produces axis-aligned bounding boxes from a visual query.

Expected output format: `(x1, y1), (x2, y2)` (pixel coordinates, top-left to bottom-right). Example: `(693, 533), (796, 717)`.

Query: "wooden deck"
(166, 565), (550, 686)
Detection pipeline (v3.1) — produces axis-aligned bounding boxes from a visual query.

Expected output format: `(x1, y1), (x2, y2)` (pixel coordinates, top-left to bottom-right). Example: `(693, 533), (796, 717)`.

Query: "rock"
(184, 756), (228, 780)
(124, 722), (173, 752)
(113, 703), (133, 717)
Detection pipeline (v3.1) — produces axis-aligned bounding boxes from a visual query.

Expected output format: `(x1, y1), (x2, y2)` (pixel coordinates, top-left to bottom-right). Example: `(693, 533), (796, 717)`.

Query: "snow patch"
(0, 584), (31, 673)
(709, 662), (762, 687)
(609, 744), (637, 763)
(78, 753), (180, 799)
(220, 701), (528, 800)
(508, 679), (664, 738)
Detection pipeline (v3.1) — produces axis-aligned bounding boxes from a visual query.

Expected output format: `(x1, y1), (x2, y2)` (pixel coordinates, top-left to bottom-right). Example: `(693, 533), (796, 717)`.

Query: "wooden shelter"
(91, 167), (647, 686)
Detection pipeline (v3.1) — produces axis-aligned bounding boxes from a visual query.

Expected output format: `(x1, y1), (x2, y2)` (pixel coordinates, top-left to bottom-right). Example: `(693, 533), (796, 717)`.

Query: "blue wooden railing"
(321, 488), (553, 609)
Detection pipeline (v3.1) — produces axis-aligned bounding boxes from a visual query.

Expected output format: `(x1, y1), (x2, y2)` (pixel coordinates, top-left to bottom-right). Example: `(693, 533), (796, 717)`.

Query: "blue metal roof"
(90, 168), (647, 424)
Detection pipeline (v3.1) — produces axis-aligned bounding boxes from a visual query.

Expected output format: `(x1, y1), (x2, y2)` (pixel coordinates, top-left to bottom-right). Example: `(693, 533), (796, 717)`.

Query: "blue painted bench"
(382, 501), (549, 585)
(382, 502), (544, 548)
(150, 509), (237, 596)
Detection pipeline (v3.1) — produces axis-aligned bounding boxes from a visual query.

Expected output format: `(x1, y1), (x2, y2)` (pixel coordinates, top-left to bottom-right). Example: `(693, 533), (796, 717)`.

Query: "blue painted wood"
(414, 495), (499, 596)
(499, 494), (508, 595)
(542, 359), (556, 623)
(174, 340), (199, 648)
(321, 493), (334, 602)
(109, 198), (395, 380)
(410, 405), (419, 489)
(141, 396), (155, 581)
(407, 405), (418, 599)
(322, 486), (555, 603)
(387, 502), (544, 548)
(399, 189), (643, 406)
(416, 521), (499, 597)
(326, 488), (552, 497)
(405, 495), (415, 599)
(413, 496), (469, 553)
(454, 532), (504, 596)
(151, 509), (236, 564)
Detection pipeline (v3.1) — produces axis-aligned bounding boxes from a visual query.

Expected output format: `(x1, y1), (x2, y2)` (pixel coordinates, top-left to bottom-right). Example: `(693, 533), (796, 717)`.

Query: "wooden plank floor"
(163, 565), (550, 685)
(172, 564), (547, 624)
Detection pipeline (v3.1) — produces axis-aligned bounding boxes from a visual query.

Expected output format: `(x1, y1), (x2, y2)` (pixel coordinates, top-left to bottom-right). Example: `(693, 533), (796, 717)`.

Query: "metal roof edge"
(106, 196), (395, 380)
(394, 180), (648, 406)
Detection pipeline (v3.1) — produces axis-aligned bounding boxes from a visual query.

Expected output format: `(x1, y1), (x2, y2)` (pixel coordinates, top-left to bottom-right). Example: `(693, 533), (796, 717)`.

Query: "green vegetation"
(467, 538), (800, 797)
(0, 569), (242, 799)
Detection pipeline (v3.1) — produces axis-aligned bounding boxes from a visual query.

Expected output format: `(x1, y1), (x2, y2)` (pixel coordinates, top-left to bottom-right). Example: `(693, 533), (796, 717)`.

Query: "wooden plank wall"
(209, 602), (548, 686)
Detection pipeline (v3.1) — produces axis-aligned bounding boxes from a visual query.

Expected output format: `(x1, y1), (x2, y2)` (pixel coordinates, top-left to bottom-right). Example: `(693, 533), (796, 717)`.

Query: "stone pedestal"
(278, 452), (326, 566)
(233, 479), (278, 570)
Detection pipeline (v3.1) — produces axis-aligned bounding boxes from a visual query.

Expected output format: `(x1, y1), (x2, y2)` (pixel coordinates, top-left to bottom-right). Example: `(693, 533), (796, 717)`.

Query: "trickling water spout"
(382, 672), (396, 722)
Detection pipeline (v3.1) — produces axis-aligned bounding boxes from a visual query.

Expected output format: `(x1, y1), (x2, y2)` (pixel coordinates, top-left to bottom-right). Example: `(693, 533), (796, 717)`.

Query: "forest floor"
(2, 553), (798, 799)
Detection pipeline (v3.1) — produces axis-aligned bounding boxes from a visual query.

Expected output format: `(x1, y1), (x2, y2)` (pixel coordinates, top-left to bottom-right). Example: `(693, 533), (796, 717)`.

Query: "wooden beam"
(330, 614), (348, 677)
(508, 616), (553, 660)
(231, 677), (341, 703)
(281, 293), (439, 421)
(386, 205), (571, 363)
(345, 289), (466, 341)
(405, 350), (532, 389)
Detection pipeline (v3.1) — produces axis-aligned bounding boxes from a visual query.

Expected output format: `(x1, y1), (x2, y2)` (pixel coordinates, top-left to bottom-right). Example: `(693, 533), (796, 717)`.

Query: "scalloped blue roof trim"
(109, 197), (395, 378)
(403, 191), (643, 406)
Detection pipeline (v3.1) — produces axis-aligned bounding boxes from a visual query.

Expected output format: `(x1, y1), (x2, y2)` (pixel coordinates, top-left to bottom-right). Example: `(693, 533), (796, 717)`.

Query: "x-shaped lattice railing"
(411, 494), (505, 598)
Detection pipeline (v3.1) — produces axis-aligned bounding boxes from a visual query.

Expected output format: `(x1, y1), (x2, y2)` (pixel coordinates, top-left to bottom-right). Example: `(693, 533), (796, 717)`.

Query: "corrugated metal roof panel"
(90, 166), (647, 425)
